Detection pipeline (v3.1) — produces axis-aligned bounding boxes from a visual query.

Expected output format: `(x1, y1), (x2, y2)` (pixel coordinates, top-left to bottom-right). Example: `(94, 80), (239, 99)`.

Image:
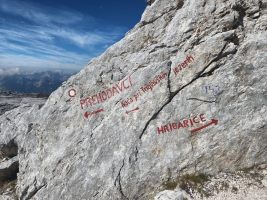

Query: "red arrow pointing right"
(190, 119), (218, 134)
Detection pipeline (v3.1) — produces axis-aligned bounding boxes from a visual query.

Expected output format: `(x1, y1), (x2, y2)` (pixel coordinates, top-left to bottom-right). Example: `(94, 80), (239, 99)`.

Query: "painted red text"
(80, 76), (133, 109)
(121, 71), (167, 108)
(157, 113), (206, 134)
(173, 55), (194, 76)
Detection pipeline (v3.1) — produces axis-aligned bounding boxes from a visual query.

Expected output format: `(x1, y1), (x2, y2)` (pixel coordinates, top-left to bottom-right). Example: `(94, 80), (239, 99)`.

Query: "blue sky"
(0, 0), (146, 72)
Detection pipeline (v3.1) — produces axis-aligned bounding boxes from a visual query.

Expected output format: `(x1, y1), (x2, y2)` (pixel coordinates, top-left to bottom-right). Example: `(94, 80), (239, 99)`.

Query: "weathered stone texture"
(0, 0), (266, 199)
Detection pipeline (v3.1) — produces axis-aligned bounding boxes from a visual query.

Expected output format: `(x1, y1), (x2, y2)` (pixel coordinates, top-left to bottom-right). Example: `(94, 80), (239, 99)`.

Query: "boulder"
(0, 0), (266, 199)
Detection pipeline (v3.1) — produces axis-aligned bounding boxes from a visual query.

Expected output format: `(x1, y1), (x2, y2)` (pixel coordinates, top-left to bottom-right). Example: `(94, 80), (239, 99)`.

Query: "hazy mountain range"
(0, 70), (74, 94)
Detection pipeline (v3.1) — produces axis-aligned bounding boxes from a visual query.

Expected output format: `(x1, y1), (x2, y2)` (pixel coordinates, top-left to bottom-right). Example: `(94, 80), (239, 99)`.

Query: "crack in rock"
(114, 159), (128, 200)
(25, 183), (46, 200)
(20, 178), (47, 200)
(139, 42), (229, 140)
(186, 98), (217, 103)
(132, 40), (238, 176)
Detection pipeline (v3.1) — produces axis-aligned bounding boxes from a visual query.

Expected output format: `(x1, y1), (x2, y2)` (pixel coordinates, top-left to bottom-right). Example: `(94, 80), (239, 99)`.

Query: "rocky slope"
(0, 91), (47, 116)
(0, 91), (47, 199)
(0, 0), (266, 199)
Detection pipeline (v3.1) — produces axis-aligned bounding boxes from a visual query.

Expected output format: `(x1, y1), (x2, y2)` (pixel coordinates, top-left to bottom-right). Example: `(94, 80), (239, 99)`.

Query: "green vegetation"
(179, 174), (211, 198)
(162, 173), (211, 198)
(240, 166), (255, 173)
(162, 180), (178, 190)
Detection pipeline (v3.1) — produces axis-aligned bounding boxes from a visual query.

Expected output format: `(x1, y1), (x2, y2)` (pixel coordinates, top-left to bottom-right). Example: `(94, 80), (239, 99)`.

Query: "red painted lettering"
(186, 55), (194, 62)
(122, 79), (130, 89)
(80, 99), (86, 109)
(193, 116), (199, 123)
(178, 64), (183, 71)
(128, 75), (133, 87)
(106, 89), (113, 98)
(86, 97), (93, 107)
(169, 123), (173, 132)
(156, 75), (161, 82)
(157, 126), (165, 134)
(173, 68), (179, 76)
(141, 87), (146, 92)
(183, 60), (188, 68)
(121, 101), (128, 108)
(200, 114), (206, 122)
(178, 122), (184, 129)
(112, 86), (120, 95)
(116, 83), (123, 92)
(134, 93), (139, 101)
(183, 120), (189, 127)
(92, 95), (98, 105)
(96, 93), (103, 103)
(101, 91), (107, 101)
(189, 119), (194, 126)
(172, 123), (177, 129)
(163, 125), (170, 132)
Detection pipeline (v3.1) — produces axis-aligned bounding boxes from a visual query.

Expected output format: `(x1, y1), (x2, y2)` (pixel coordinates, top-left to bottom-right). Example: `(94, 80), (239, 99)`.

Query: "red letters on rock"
(121, 71), (167, 108)
(157, 113), (207, 134)
(80, 76), (133, 109)
(172, 55), (194, 76)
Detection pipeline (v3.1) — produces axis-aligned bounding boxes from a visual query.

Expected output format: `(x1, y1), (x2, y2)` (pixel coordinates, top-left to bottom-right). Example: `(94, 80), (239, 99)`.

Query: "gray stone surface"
(0, 156), (18, 182)
(154, 189), (191, 200)
(0, 0), (266, 199)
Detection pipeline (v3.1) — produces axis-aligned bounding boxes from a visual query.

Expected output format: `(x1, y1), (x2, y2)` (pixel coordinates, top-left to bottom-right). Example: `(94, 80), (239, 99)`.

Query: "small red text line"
(121, 71), (167, 108)
(172, 55), (194, 76)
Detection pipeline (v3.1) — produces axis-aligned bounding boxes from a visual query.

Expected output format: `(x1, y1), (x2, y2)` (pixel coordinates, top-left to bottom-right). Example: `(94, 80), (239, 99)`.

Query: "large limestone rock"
(0, 0), (266, 199)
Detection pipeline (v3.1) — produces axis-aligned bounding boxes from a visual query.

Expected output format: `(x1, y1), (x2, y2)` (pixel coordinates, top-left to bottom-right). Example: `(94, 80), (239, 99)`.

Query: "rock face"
(147, 0), (156, 6)
(0, 0), (267, 199)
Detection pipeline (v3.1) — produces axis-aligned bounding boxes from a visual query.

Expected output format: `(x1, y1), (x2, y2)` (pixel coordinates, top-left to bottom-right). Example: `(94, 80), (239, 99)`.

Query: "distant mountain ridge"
(0, 71), (74, 94)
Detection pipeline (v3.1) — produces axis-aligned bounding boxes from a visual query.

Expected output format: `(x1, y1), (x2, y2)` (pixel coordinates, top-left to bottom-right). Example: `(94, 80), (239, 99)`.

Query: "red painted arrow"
(84, 109), (104, 119)
(190, 119), (218, 134)
(84, 112), (90, 119)
(126, 107), (139, 114)
(93, 109), (104, 114)
(84, 111), (90, 119)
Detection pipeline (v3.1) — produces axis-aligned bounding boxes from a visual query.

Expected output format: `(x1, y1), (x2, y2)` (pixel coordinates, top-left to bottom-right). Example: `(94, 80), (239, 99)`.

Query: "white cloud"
(0, 0), (127, 71)
(0, 0), (85, 25)
(48, 28), (120, 47)
(0, 67), (20, 76)
(0, 54), (90, 71)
